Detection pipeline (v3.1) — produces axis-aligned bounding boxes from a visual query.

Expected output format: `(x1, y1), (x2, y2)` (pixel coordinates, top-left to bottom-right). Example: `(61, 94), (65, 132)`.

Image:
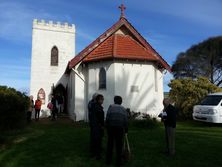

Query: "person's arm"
(164, 105), (176, 121)
(106, 105), (112, 126)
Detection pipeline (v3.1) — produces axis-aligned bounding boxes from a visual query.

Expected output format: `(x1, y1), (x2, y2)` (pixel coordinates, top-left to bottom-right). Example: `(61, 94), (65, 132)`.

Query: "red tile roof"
(82, 34), (158, 63)
(67, 17), (171, 73)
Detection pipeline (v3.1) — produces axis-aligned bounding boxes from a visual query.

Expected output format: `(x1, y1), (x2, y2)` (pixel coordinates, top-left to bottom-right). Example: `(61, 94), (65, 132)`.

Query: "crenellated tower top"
(33, 19), (75, 33)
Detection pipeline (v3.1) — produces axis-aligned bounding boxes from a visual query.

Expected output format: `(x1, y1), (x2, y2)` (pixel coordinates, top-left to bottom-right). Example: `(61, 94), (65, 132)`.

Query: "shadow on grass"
(1, 118), (222, 167)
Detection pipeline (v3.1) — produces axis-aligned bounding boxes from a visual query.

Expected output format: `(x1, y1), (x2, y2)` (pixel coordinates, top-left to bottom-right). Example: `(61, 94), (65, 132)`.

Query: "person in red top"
(35, 96), (42, 121)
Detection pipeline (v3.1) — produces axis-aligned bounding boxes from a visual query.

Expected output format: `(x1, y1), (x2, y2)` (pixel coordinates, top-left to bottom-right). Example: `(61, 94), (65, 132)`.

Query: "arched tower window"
(51, 46), (58, 66)
(99, 67), (106, 89)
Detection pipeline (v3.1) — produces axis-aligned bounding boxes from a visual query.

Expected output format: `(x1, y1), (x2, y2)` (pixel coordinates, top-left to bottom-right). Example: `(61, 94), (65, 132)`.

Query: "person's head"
(37, 96), (41, 100)
(163, 98), (170, 107)
(96, 94), (104, 104)
(114, 95), (122, 105)
(92, 93), (98, 101)
(30, 95), (33, 100)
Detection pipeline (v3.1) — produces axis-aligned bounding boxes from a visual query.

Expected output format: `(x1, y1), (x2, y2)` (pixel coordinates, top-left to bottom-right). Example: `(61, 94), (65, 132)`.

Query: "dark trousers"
(52, 108), (56, 120)
(165, 126), (175, 155)
(93, 137), (102, 158)
(35, 109), (40, 120)
(89, 123), (93, 152)
(106, 126), (124, 165)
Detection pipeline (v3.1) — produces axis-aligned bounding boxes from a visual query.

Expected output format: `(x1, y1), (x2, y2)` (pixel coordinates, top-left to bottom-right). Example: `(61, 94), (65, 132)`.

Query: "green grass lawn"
(1, 118), (222, 167)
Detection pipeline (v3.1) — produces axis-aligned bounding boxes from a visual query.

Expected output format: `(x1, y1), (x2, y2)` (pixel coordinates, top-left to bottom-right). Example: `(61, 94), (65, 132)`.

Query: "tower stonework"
(30, 19), (75, 117)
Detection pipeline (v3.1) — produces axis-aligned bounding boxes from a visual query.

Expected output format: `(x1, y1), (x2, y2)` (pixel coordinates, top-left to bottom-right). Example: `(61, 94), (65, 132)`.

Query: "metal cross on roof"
(119, 4), (126, 19)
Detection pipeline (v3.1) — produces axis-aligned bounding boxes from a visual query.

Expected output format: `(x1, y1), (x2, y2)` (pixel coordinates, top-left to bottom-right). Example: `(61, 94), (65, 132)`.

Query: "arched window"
(99, 67), (106, 89)
(51, 46), (58, 66)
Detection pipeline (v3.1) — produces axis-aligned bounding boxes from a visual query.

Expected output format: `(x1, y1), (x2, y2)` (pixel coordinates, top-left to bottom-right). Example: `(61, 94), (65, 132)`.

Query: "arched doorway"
(53, 84), (67, 114)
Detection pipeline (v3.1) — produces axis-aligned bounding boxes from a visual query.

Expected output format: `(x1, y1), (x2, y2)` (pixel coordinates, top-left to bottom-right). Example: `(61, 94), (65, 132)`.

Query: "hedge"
(0, 86), (29, 133)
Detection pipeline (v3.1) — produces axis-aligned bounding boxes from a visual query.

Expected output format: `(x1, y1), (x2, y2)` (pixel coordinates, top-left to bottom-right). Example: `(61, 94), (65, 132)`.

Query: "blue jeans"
(52, 108), (56, 120)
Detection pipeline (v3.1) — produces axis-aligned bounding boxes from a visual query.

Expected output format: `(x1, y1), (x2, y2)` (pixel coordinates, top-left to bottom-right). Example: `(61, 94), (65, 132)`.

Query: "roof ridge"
(68, 10), (171, 72)
(124, 35), (158, 59)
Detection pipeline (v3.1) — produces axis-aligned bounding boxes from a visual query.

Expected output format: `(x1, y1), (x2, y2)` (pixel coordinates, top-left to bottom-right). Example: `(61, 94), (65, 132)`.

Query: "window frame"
(99, 67), (106, 90)
(51, 46), (58, 66)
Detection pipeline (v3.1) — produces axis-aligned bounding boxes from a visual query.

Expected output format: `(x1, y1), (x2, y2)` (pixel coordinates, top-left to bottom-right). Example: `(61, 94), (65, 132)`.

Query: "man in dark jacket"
(88, 93), (98, 152)
(51, 94), (56, 121)
(162, 98), (176, 156)
(91, 94), (104, 160)
(57, 94), (63, 113)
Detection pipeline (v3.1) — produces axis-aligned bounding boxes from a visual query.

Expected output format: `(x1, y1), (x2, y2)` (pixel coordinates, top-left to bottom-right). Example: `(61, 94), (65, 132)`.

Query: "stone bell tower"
(30, 19), (75, 117)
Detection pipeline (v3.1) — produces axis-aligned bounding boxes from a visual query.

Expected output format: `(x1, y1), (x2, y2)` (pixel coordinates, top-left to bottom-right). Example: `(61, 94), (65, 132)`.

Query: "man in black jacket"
(88, 93), (98, 153)
(162, 98), (176, 156)
(91, 94), (104, 160)
(51, 94), (56, 121)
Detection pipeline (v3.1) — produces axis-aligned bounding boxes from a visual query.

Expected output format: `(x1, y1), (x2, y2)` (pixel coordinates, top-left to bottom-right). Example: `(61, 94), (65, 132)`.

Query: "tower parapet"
(33, 19), (75, 33)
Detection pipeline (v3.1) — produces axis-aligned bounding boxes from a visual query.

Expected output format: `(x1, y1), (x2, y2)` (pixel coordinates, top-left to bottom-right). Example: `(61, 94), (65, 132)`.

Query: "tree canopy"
(168, 76), (222, 117)
(0, 85), (29, 132)
(171, 36), (222, 86)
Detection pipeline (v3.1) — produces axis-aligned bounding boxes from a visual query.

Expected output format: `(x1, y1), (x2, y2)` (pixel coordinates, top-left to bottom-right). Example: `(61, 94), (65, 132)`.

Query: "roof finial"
(119, 4), (126, 19)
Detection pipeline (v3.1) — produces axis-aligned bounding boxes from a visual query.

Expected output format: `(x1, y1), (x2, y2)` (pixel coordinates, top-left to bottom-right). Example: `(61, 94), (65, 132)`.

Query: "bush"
(132, 119), (159, 130)
(0, 86), (29, 133)
(126, 108), (159, 130)
(168, 76), (222, 117)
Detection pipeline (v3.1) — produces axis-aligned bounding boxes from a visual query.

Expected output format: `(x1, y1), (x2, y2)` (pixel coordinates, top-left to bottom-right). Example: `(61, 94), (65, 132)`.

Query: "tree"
(168, 76), (222, 117)
(0, 86), (29, 132)
(171, 36), (222, 86)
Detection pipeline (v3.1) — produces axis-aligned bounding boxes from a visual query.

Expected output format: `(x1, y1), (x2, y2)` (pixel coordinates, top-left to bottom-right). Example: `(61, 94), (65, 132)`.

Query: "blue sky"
(0, 0), (222, 95)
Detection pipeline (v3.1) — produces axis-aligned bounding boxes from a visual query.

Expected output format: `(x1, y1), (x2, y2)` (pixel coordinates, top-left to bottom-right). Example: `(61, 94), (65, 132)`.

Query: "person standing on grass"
(34, 96), (42, 121)
(88, 93), (98, 153)
(57, 94), (63, 113)
(161, 98), (176, 156)
(106, 95), (128, 166)
(50, 94), (56, 121)
(91, 94), (105, 160)
(27, 95), (34, 123)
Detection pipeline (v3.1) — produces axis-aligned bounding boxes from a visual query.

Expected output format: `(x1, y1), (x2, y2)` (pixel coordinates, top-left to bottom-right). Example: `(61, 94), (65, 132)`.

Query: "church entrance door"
(53, 84), (67, 114)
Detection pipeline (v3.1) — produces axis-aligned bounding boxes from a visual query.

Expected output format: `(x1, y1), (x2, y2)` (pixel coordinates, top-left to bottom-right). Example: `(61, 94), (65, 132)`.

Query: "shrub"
(126, 108), (159, 130)
(126, 108), (135, 123)
(168, 76), (222, 117)
(0, 86), (29, 133)
(132, 119), (159, 130)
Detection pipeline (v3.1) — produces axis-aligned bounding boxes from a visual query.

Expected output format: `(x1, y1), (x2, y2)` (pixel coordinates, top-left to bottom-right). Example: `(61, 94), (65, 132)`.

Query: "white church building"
(30, 5), (171, 121)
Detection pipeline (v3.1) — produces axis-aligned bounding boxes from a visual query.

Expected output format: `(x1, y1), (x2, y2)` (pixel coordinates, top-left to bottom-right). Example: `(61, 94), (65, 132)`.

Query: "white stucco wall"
(87, 60), (164, 119)
(30, 19), (75, 118)
(69, 63), (87, 121)
(113, 60), (164, 116)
